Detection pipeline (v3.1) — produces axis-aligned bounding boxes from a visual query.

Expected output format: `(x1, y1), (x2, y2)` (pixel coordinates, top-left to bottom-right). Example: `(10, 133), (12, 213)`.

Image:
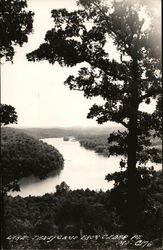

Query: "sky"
(1, 0), (160, 128)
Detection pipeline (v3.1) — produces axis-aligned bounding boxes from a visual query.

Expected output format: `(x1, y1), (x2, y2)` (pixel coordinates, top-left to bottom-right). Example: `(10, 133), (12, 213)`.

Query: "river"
(10, 137), (161, 197)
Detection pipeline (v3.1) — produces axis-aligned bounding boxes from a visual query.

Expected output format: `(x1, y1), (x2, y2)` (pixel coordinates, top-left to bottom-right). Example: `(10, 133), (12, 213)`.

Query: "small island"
(63, 137), (69, 141)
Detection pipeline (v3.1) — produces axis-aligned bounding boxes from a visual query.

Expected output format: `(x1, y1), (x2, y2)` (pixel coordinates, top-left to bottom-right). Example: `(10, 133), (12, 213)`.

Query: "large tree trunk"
(126, 57), (139, 235)
(127, 112), (138, 235)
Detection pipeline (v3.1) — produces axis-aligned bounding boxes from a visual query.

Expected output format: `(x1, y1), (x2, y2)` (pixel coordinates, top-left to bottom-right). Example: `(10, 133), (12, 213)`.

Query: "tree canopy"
(0, 104), (17, 126)
(0, 0), (34, 61)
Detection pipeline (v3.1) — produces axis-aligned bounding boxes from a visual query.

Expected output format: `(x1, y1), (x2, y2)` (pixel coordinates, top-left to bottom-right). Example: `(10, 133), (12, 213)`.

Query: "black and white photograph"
(0, 0), (162, 249)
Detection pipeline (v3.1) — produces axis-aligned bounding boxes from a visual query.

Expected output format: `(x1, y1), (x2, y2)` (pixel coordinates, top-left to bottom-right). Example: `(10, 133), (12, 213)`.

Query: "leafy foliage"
(0, 0), (34, 61)
(0, 104), (17, 126)
(1, 127), (64, 192)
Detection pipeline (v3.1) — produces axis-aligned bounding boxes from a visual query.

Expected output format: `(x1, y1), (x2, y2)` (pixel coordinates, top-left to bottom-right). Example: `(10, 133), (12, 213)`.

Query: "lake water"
(10, 137), (161, 197)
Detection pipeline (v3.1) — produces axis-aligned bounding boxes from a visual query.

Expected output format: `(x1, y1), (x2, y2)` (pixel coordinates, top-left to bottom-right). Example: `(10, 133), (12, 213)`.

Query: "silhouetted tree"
(27, 0), (161, 234)
(56, 181), (70, 194)
(0, 104), (17, 126)
(0, 0), (34, 61)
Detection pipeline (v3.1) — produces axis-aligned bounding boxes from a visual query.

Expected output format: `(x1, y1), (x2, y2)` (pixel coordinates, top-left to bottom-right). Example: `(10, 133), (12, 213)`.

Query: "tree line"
(77, 134), (162, 159)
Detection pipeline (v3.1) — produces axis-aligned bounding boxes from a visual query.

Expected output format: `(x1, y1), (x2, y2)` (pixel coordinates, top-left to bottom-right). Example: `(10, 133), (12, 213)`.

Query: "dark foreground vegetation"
(4, 170), (163, 249)
(1, 127), (64, 192)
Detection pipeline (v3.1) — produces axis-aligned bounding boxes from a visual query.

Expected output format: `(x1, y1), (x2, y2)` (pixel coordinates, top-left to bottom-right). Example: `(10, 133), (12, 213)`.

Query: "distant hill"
(1, 127), (64, 192)
(12, 125), (125, 139)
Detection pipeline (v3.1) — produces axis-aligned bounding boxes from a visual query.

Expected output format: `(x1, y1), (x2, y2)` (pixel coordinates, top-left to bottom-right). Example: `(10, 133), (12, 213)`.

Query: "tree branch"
(140, 78), (162, 83)
(112, 118), (128, 128)
(139, 87), (162, 102)
(120, 54), (129, 66)
(120, 120), (128, 129)
(70, 88), (83, 91)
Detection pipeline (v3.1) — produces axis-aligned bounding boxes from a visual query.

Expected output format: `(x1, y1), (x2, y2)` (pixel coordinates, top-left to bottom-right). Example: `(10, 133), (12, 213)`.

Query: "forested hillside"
(17, 126), (118, 139)
(77, 135), (109, 156)
(77, 134), (162, 158)
(1, 127), (64, 191)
